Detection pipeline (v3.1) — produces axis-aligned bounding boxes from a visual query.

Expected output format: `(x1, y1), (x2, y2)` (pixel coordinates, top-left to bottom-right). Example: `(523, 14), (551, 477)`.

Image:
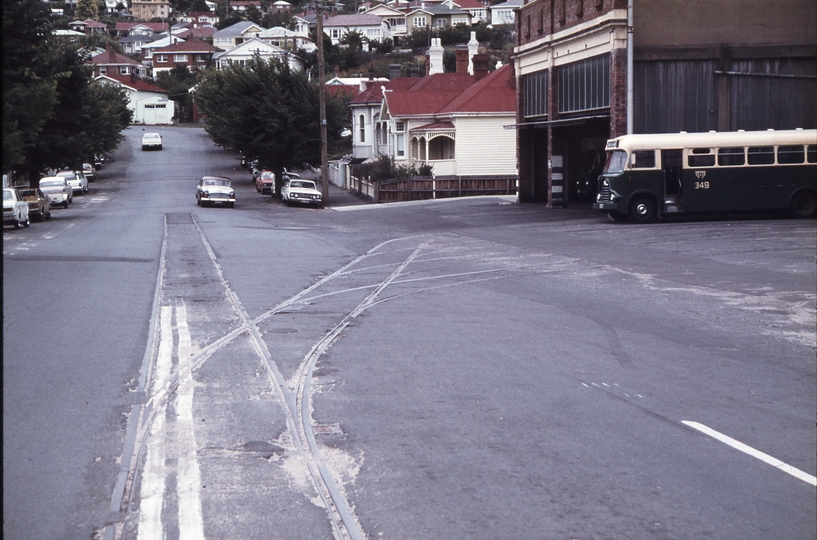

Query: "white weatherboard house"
(353, 41), (516, 177)
(95, 74), (174, 125)
(323, 14), (390, 46)
(212, 21), (266, 51)
(213, 37), (303, 71)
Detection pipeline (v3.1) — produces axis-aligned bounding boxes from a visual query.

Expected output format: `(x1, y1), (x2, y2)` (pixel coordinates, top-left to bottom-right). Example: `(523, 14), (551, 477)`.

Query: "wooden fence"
(350, 175), (518, 203)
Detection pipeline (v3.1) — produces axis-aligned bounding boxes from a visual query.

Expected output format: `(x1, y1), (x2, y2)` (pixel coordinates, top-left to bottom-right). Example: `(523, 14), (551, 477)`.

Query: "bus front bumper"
(593, 202), (619, 211)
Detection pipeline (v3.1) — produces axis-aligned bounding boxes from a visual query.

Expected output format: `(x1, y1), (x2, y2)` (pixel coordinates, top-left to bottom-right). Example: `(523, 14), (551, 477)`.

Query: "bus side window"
(778, 145), (805, 164)
(630, 150), (656, 168)
(718, 147), (745, 166)
(807, 145), (817, 163)
(688, 148), (715, 167)
(747, 146), (775, 165)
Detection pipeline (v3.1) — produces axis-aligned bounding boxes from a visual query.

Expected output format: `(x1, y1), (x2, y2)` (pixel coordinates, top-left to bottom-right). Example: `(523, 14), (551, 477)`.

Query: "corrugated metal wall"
(634, 60), (717, 134)
(729, 58), (817, 130)
(634, 57), (817, 134)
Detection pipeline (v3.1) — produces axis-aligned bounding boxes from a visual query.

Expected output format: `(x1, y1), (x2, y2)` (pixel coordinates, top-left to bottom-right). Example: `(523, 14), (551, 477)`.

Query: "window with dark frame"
(747, 146), (775, 165)
(688, 148), (715, 167)
(777, 145), (805, 164)
(717, 147), (745, 166)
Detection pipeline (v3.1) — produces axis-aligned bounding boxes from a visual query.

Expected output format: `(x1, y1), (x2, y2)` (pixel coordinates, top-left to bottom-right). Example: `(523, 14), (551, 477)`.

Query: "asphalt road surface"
(4, 126), (815, 540)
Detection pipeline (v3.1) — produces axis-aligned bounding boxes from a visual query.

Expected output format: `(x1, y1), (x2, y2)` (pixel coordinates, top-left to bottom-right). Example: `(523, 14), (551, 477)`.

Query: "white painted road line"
(683, 421), (817, 486)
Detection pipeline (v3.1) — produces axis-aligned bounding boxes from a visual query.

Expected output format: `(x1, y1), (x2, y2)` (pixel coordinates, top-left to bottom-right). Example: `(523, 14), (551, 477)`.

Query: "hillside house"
(95, 74), (173, 124)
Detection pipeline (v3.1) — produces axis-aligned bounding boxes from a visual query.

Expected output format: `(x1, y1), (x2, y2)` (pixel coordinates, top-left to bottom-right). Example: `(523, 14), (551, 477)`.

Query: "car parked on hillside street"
(39, 176), (73, 208)
(82, 162), (95, 182)
(17, 188), (51, 221)
(56, 170), (88, 195)
(196, 176), (235, 207)
(281, 178), (323, 208)
(255, 170), (275, 195)
(4, 188), (30, 229)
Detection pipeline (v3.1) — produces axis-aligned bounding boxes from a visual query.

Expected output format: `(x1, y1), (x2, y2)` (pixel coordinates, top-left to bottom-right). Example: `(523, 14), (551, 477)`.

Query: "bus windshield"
(603, 150), (627, 174)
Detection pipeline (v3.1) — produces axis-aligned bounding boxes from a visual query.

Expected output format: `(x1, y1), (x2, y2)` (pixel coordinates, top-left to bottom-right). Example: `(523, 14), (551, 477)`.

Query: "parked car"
(17, 188), (51, 221)
(39, 176), (73, 208)
(94, 154), (105, 170)
(196, 176), (235, 207)
(141, 132), (163, 150)
(281, 178), (323, 208)
(56, 170), (88, 195)
(255, 170), (275, 194)
(82, 162), (95, 182)
(3, 188), (30, 229)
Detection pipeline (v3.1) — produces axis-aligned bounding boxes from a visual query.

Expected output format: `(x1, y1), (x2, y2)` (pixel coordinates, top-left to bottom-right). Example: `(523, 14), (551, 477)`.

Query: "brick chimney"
(472, 53), (489, 82)
(455, 45), (468, 74)
(389, 63), (401, 79)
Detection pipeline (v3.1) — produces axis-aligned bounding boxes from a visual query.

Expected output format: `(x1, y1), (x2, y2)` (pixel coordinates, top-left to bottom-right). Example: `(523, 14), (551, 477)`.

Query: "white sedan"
(196, 176), (235, 207)
(142, 132), (163, 151)
(3, 188), (30, 229)
(281, 178), (323, 208)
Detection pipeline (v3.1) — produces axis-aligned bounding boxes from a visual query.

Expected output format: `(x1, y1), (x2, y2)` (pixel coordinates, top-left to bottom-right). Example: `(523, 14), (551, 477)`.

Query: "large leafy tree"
(76, 0), (99, 20)
(4, 0), (132, 185)
(194, 57), (349, 192)
(3, 0), (58, 178)
(24, 44), (132, 184)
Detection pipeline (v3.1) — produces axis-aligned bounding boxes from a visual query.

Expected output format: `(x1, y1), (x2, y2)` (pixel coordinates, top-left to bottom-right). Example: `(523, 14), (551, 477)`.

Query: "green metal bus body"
(592, 129), (817, 222)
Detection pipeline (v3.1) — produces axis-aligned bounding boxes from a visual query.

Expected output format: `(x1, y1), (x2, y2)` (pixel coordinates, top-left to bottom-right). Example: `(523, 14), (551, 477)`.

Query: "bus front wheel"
(790, 191), (817, 219)
(629, 196), (655, 222)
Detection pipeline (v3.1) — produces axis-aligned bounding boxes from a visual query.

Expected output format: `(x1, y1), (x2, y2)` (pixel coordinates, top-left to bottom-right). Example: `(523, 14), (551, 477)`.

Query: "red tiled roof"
(153, 37), (221, 53)
(437, 64), (514, 114)
(190, 26), (216, 38)
(385, 90), (462, 116)
(453, 0), (486, 8)
(90, 47), (141, 66)
(383, 73), (475, 116)
(98, 74), (169, 94)
(407, 72), (474, 91)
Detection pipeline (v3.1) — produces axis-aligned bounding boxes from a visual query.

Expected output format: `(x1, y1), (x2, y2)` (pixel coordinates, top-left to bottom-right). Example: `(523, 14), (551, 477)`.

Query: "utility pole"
(317, 7), (329, 203)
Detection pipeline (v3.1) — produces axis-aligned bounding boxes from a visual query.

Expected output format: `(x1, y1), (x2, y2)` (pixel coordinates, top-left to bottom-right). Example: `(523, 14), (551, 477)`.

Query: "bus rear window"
(747, 146), (775, 165)
(603, 150), (627, 174)
(718, 147), (745, 166)
(688, 148), (715, 167)
(808, 145), (816, 163)
(777, 145), (805, 164)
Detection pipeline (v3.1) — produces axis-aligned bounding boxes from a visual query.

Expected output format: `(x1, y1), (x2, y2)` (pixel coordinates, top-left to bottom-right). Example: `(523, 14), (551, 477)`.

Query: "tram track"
(106, 222), (648, 540)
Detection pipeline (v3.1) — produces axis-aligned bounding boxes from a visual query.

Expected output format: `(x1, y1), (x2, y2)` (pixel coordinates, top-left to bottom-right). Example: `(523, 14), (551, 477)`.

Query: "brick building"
(513, 0), (817, 206)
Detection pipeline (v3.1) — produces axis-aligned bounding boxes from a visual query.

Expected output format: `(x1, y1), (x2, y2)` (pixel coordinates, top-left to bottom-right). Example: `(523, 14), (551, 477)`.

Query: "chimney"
(455, 45), (468, 74)
(389, 63), (401, 79)
(472, 53), (489, 82)
(368, 63), (375, 80)
(467, 31), (478, 75)
(428, 38), (444, 75)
